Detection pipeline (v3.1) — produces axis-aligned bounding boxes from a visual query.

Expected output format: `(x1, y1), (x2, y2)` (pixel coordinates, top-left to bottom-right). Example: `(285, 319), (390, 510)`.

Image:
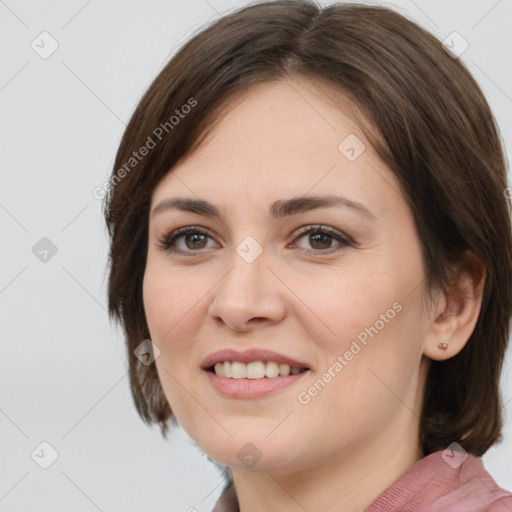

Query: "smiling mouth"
(207, 361), (310, 379)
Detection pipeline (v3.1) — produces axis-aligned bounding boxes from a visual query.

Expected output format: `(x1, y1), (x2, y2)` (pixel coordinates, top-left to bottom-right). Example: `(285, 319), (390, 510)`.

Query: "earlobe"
(423, 250), (486, 361)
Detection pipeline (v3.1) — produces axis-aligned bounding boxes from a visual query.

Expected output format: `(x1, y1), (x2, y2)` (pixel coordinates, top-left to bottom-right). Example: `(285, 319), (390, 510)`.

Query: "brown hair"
(103, 0), (512, 456)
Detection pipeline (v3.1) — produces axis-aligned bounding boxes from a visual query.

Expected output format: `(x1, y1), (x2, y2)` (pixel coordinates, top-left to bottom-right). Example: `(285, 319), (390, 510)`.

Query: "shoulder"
(420, 451), (512, 512)
(366, 449), (512, 512)
(484, 495), (512, 511)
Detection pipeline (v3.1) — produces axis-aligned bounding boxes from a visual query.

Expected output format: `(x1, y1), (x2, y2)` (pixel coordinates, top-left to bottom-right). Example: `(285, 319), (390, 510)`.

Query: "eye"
(157, 226), (217, 253)
(157, 224), (352, 255)
(290, 225), (352, 253)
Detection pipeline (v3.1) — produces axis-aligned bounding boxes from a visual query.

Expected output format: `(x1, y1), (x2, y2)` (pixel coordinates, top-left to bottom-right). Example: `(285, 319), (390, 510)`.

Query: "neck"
(231, 417), (424, 512)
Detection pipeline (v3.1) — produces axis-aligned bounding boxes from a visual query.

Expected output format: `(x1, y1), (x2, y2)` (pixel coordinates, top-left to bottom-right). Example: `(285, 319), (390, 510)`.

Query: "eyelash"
(157, 224), (352, 255)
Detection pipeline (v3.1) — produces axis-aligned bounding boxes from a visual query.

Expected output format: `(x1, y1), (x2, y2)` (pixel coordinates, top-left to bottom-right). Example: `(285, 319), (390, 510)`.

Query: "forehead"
(188, 77), (377, 162)
(150, 77), (403, 220)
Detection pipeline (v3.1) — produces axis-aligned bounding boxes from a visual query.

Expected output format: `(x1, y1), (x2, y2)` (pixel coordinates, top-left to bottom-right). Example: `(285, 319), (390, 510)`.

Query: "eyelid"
(156, 225), (216, 252)
(157, 224), (353, 254)
(289, 224), (353, 253)
(292, 224), (353, 244)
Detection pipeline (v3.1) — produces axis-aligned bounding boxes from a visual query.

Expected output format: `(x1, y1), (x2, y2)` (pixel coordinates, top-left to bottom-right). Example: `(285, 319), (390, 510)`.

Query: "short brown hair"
(103, 0), (512, 456)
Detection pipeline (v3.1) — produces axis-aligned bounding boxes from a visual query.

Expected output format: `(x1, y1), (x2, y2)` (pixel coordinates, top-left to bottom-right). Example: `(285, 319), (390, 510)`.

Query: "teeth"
(279, 363), (291, 377)
(266, 361), (280, 378)
(231, 361), (247, 379)
(214, 362), (224, 376)
(211, 361), (307, 378)
(247, 361), (265, 379)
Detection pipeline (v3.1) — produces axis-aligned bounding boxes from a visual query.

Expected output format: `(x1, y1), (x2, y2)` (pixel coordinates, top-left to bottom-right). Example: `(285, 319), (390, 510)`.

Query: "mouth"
(201, 348), (312, 378)
(201, 348), (312, 399)
(205, 361), (309, 379)
(204, 364), (310, 399)
(201, 348), (313, 400)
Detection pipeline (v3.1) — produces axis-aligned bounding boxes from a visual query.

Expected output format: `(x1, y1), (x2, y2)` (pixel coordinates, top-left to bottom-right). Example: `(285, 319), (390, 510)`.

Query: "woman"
(103, 1), (512, 510)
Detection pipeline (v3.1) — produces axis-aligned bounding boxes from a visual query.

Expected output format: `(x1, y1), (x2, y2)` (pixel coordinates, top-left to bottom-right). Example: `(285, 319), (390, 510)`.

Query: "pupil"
(310, 233), (331, 249)
(186, 233), (207, 249)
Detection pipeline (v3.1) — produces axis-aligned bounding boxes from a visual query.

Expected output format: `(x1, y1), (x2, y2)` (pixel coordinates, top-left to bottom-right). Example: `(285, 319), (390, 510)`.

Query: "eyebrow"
(151, 194), (376, 222)
(151, 195), (377, 222)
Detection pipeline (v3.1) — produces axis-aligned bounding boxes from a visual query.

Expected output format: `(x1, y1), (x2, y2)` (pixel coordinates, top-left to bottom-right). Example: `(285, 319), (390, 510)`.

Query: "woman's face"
(143, 77), (434, 472)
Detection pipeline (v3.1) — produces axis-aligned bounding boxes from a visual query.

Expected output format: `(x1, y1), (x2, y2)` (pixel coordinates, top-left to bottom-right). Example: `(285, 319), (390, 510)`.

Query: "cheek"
(143, 269), (202, 418)
(298, 265), (400, 349)
(143, 270), (171, 342)
(143, 265), (200, 342)
(302, 265), (422, 394)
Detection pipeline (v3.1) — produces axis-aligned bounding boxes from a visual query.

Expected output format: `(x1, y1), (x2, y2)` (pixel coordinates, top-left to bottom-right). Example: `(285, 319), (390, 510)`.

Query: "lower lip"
(204, 369), (310, 399)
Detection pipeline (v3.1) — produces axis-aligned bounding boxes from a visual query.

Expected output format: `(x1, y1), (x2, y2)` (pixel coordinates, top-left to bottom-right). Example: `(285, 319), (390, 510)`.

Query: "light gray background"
(1, 0), (511, 511)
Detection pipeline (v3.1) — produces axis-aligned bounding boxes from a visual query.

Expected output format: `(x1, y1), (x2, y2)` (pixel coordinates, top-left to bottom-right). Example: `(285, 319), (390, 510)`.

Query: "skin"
(143, 76), (485, 511)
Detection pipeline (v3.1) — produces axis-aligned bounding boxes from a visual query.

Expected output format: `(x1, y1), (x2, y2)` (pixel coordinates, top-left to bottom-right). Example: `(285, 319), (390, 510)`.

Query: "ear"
(423, 250), (486, 361)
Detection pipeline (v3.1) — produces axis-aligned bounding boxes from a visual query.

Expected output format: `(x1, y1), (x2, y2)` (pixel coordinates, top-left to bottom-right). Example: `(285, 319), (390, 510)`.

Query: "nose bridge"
(208, 234), (285, 329)
(220, 236), (268, 302)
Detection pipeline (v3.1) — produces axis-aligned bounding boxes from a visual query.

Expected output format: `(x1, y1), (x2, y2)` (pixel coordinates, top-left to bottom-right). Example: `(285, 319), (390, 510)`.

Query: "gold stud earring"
(438, 342), (448, 351)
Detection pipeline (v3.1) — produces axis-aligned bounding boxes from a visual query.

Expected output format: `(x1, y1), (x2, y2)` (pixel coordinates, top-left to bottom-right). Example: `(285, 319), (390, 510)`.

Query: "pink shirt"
(212, 450), (512, 511)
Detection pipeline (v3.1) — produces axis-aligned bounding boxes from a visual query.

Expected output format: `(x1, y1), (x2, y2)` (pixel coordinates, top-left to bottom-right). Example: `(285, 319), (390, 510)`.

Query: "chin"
(190, 431), (304, 473)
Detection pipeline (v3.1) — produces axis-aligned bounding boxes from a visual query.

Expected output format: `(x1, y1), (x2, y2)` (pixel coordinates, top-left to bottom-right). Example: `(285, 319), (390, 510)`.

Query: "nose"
(207, 246), (287, 332)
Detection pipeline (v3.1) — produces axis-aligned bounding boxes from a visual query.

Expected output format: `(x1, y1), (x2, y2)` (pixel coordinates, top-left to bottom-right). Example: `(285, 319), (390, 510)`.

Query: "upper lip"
(201, 348), (311, 370)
